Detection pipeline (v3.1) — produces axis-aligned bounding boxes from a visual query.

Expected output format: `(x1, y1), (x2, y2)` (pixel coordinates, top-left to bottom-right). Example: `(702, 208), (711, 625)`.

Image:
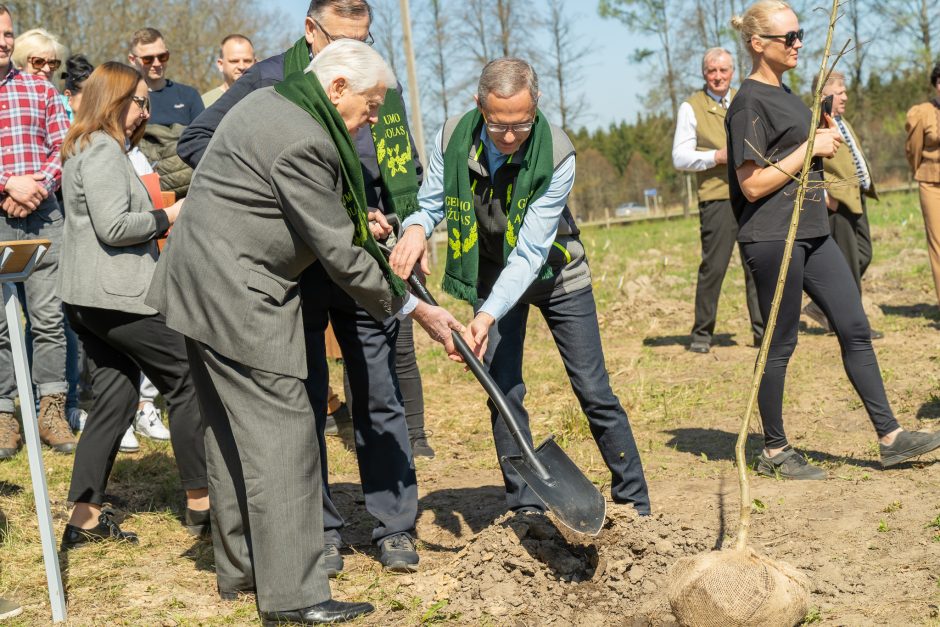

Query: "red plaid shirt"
(0, 66), (69, 195)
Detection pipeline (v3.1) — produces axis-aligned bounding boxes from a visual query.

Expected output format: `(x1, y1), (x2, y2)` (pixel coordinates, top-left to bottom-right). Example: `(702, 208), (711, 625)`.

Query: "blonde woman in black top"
(727, 0), (940, 479)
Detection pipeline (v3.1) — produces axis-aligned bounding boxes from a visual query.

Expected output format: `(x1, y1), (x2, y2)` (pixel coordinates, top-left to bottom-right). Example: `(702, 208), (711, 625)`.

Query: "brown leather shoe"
(0, 411), (22, 460)
(38, 393), (76, 454)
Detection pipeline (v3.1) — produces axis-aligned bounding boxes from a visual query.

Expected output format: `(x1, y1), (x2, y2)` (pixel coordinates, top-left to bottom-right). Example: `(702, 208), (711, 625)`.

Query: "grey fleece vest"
(441, 116), (591, 304)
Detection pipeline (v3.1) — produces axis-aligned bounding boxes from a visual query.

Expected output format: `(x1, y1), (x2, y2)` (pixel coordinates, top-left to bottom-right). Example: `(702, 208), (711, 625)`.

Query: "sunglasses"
(759, 28), (804, 48)
(28, 56), (61, 71)
(131, 95), (151, 113)
(134, 51), (170, 65)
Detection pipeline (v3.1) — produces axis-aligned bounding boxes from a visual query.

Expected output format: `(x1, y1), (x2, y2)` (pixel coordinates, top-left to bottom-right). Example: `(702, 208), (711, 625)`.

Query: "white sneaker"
(68, 407), (88, 433)
(119, 426), (139, 453)
(134, 403), (171, 441)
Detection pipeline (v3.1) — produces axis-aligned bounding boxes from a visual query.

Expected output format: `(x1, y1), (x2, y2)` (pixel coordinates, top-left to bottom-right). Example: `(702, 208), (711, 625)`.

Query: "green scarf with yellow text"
(283, 37), (419, 221)
(274, 68), (405, 296)
(441, 108), (554, 304)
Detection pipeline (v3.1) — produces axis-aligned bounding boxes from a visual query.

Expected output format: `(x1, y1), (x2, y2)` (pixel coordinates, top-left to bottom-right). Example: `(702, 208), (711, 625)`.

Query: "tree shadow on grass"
(662, 427), (884, 470)
(880, 303), (940, 321)
(642, 333), (739, 348)
(917, 396), (940, 420)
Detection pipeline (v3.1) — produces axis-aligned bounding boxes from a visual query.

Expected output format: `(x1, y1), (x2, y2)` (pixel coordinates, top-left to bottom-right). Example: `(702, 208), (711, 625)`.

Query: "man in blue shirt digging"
(390, 57), (650, 517)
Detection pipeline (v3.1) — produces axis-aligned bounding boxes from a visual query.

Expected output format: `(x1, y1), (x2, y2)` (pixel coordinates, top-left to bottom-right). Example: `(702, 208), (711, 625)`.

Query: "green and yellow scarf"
(274, 68), (405, 296)
(441, 108), (554, 303)
(283, 37), (419, 221)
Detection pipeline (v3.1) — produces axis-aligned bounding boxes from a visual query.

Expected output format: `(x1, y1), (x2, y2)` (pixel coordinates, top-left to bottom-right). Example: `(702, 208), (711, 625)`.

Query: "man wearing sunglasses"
(390, 58), (651, 520)
(129, 27), (203, 199)
(0, 4), (75, 459)
(178, 0), (432, 583)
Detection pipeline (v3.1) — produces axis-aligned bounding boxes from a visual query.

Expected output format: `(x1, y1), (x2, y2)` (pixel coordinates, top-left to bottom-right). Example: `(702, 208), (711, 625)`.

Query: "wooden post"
(398, 0), (426, 165)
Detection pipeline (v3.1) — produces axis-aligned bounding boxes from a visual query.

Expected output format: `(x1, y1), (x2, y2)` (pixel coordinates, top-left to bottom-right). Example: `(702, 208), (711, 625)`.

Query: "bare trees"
(544, 0), (589, 131)
(8, 0), (285, 93)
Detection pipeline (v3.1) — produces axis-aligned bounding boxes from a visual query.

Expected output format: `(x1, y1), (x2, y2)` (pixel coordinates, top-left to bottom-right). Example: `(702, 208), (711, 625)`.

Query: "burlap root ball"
(667, 547), (810, 627)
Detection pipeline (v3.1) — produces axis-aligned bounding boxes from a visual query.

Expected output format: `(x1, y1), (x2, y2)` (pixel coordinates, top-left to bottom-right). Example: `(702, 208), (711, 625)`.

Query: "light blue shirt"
(403, 124), (576, 321)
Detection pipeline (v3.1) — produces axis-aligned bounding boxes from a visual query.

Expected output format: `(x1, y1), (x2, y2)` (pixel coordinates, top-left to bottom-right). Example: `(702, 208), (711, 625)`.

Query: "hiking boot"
(38, 393), (76, 454)
(0, 411), (21, 460)
(410, 429), (435, 459)
(378, 532), (419, 573)
(134, 402), (170, 440)
(880, 430), (940, 467)
(322, 543), (344, 577)
(802, 301), (831, 332)
(757, 446), (827, 480)
(119, 426), (139, 453)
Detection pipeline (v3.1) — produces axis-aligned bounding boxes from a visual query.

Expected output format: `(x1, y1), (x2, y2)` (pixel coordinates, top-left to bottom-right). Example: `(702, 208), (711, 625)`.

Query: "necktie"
(835, 117), (871, 191)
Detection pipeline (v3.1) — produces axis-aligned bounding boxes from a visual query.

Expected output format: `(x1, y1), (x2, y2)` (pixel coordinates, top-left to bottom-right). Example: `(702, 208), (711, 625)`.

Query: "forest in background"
(15, 0), (939, 221)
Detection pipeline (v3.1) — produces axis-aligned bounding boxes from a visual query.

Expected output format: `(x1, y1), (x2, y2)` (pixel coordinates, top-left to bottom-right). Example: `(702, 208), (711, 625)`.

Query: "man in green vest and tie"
(672, 47), (763, 354)
(805, 70), (882, 339)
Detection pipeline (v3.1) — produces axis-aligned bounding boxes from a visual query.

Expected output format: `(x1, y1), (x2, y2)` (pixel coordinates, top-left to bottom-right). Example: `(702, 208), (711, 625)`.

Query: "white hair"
(307, 39), (396, 94)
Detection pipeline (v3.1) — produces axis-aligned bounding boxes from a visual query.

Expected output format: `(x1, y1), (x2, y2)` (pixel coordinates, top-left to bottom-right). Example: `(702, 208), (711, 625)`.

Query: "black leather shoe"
(61, 512), (139, 549)
(259, 599), (374, 625)
(378, 532), (419, 573)
(184, 507), (211, 537)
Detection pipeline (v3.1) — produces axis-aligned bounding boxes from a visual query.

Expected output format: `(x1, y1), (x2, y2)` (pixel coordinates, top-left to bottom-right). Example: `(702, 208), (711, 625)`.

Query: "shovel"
(400, 267), (607, 536)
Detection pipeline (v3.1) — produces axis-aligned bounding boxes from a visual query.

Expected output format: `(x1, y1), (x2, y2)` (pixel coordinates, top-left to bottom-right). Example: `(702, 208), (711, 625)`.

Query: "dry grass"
(2, 191), (940, 625)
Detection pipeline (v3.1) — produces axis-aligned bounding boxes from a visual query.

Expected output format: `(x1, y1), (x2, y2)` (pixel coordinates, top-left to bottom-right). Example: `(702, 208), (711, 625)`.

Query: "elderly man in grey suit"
(147, 41), (463, 626)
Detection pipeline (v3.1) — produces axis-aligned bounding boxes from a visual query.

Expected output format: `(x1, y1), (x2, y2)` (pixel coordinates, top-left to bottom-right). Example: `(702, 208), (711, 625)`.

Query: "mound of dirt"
(438, 506), (716, 625)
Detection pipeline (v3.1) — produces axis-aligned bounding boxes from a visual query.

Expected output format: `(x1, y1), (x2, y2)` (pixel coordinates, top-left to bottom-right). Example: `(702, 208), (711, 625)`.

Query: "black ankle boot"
(184, 507), (211, 537)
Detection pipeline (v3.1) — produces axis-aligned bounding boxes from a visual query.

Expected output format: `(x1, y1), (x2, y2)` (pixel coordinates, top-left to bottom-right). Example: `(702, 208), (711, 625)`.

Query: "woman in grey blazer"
(56, 62), (208, 548)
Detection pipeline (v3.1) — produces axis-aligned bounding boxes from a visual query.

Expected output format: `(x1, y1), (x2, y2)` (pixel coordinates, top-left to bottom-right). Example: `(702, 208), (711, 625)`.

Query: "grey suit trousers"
(185, 339), (331, 612)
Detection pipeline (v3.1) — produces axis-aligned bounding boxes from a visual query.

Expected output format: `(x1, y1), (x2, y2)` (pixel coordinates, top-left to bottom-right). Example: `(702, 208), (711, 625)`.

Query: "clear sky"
(270, 0), (655, 131)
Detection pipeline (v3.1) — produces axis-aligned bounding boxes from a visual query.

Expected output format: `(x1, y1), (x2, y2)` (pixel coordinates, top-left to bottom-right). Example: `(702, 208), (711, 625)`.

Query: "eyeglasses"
(130, 96), (151, 113)
(313, 19), (374, 46)
(27, 56), (61, 71)
(133, 51), (170, 65)
(481, 112), (535, 134)
(759, 28), (804, 48)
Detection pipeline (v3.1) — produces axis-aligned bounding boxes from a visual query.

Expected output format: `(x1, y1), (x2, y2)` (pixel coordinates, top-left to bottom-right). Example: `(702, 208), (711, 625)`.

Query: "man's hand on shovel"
(410, 300), (467, 363)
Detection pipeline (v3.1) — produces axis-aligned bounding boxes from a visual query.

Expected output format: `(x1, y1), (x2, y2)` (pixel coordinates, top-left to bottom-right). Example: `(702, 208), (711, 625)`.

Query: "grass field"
(1, 190), (939, 625)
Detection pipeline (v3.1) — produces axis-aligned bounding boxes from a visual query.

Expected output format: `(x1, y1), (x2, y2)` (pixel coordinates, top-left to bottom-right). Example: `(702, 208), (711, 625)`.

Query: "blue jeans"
(479, 285), (650, 515)
(0, 198), (68, 412)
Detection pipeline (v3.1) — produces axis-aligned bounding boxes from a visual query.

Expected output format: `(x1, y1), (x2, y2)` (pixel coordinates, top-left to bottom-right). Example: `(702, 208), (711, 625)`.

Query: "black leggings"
(740, 236), (900, 449)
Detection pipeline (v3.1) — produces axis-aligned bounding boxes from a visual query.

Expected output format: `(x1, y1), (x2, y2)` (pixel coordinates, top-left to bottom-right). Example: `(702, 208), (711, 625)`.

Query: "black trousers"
(692, 199), (764, 344)
(828, 198), (872, 293)
(396, 316), (425, 435)
(301, 263), (417, 545)
(65, 305), (207, 505)
(740, 237), (900, 450)
(478, 285), (650, 515)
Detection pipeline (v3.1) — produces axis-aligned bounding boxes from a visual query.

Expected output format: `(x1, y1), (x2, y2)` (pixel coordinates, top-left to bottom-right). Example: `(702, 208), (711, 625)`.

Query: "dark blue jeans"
(301, 263), (417, 545)
(479, 285), (650, 515)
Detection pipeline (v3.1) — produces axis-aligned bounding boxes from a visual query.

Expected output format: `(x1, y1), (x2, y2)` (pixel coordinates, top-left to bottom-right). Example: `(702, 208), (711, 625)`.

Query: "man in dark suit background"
(148, 41), (463, 625)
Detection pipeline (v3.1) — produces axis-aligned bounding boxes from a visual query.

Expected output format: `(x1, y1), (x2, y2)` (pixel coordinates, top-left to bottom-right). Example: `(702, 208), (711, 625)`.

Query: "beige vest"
(824, 118), (876, 215)
(687, 88), (733, 202)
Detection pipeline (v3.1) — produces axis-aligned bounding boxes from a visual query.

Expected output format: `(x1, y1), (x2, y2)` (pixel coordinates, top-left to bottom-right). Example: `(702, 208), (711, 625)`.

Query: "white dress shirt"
(672, 89), (728, 172)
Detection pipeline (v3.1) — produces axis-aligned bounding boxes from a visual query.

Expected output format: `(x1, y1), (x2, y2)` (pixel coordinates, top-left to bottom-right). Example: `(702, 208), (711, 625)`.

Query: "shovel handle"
(404, 272), (552, 483)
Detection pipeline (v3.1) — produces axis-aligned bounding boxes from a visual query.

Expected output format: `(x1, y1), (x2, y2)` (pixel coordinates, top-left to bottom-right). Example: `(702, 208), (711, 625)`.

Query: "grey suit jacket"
(58, 132), (168, 315)
(147, 87), (405, 379)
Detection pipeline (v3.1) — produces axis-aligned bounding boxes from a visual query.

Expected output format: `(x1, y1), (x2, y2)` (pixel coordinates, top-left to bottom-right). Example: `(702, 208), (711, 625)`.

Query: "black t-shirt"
(726, 78), (828, 242)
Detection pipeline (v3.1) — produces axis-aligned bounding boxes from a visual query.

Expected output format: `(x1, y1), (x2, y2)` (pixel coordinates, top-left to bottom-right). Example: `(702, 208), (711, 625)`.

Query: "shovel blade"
(506, 437), (607, 536)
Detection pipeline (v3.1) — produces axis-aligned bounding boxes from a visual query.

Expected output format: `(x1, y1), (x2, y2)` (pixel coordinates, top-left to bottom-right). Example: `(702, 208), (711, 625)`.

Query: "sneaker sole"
(135, 432), (171, 441)
(0, 606), (23, 620)
(881, 436), (940, 467)
(119, 446), (140, 453)
(383, 562), (419, 573)
(756, 462), (827, 480)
